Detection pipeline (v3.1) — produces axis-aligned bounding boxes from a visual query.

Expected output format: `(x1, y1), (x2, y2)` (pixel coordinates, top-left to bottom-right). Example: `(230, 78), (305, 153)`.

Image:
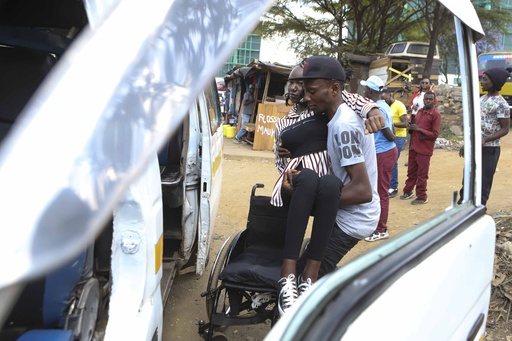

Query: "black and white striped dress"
(270, 91), (377, 207)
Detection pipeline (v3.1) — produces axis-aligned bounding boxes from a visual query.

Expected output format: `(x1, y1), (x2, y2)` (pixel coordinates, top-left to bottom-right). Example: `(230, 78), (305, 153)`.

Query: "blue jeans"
(234, 114), (251, 140)
(390, 136), (407, 190)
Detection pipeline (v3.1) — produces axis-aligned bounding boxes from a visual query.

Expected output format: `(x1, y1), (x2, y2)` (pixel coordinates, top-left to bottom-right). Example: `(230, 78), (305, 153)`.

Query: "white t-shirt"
(327, 103), (380, 239)
(411, 91), (425, 116)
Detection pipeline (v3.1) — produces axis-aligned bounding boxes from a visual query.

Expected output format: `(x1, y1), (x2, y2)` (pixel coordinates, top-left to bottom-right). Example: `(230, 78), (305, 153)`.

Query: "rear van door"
(197, 81), (224, 276)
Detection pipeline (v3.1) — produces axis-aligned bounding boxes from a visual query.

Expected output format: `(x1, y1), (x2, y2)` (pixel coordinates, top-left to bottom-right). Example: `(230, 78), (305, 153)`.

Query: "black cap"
(484, 67), (510, 91)
(302, 55), (346, 82)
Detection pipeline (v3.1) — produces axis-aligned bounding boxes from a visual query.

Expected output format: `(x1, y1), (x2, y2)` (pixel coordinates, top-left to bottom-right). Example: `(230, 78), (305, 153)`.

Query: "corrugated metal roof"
(224, 59), (293, 80)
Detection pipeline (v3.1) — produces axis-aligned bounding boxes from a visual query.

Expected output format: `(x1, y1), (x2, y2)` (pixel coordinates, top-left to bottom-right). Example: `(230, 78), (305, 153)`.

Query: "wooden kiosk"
(225, 60), (292, 151)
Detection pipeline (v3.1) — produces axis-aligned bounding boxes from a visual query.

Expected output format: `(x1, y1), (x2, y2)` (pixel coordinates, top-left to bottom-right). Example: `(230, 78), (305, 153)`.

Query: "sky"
(259, 36), (298, 65)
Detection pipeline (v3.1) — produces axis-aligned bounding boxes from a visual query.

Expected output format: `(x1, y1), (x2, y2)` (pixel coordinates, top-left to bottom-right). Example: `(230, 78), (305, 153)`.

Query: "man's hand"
(408, 123), (419, 131)
(365, 108), (385, 134)
(278, 144), (291, 159)
(282, 169), (300, 196)
(459, 145), (464, 158)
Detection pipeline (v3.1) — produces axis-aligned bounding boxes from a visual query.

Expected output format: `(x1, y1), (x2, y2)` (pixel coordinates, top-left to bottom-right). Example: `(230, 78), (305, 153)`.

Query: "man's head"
(381, 88), (394, 105)
(360, 75), (385, 101)
(482, 67), (510, 92)
(248, 84), (255, 93)
(301, 55), (346, 117)
(423, 91), (436, 109)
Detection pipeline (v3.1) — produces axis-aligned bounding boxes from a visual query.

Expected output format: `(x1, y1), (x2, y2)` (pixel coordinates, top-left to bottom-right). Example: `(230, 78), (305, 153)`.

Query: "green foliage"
(257, 0), (512, 76)
(473, 0), (512, 53)
(258, 0), (424, 59)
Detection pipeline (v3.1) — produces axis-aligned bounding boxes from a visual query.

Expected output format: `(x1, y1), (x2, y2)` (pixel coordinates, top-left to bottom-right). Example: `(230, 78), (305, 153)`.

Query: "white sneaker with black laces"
(278, 274), (298, 316)
(364, 231), (389, 242)
(298, 276), (313, 297)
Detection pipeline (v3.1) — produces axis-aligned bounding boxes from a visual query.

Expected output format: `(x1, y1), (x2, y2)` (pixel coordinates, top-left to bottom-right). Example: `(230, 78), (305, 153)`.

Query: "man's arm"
(339, 162), (373, 205)
(366, 108), (385, 134)
(382, 127), (395, 142)
(394, 102), (408, 128)
(395, 113), (408, 128)
(341, 91), (384, 133)
(410, 110), (441, 140)
(243, 92), (253, 106)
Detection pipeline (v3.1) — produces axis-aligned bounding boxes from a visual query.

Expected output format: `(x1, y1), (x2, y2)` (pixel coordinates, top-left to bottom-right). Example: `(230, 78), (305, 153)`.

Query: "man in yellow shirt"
(382, 90), (408, 198)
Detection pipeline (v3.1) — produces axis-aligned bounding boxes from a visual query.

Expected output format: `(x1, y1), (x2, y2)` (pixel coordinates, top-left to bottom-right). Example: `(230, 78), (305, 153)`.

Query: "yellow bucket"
(225, 126), (236, 139)
(223, 124), (231, 136)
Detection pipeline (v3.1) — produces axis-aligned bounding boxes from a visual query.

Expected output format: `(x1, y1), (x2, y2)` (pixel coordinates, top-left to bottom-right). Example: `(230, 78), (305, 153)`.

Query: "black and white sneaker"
(298, 276), (313, 297)
(278, 274), (298, 316)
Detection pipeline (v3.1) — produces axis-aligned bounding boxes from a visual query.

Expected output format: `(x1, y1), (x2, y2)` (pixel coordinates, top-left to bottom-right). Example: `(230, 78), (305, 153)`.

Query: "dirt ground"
(163, 134), (512, 341)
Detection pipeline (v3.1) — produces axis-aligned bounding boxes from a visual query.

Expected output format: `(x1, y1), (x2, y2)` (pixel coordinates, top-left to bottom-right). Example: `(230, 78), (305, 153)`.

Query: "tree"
(406, 0), (511, 81)
(473, 0), (511, 54)
(408, 0), (452, 80)
(258, 0), (512, 81)
(257, 0), (423, 62)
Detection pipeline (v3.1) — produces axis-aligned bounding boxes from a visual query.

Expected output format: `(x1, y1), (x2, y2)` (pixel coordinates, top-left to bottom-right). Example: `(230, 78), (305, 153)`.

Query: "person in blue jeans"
(233, 84), (255, 143)
(382, 89), (408, 197)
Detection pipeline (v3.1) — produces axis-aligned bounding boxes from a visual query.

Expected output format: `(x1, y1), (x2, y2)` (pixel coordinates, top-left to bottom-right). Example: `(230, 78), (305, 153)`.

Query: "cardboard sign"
(253, 102), (289, 150)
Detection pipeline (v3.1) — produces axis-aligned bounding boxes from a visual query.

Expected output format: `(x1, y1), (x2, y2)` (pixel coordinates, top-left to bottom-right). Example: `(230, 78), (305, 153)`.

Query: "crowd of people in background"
(229, 55), (510, 315)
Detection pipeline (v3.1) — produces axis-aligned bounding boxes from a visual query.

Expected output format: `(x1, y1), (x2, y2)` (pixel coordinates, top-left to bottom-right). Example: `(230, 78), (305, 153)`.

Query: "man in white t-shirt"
(292, 55), (380, 276)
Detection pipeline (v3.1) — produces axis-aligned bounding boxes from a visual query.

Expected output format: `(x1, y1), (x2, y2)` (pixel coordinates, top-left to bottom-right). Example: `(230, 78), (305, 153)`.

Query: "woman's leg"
(281, 168), (320, 277)
(301, 174), (342, 282)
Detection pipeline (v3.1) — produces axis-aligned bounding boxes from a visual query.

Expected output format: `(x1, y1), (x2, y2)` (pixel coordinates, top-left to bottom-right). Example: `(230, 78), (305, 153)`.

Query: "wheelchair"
(199, 183), (305, 340)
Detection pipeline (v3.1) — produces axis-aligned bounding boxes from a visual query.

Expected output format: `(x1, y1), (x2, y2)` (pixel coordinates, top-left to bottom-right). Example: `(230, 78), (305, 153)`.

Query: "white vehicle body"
(385, 41), (441, 60)
(0, 0), (272, 340)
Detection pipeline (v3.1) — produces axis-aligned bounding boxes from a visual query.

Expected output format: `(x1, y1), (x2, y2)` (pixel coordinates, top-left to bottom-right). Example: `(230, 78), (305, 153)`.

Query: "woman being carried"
(272, 63), (380, 315)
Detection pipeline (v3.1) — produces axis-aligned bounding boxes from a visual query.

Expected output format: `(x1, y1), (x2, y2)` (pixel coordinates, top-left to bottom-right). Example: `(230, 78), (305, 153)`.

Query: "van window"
(204, 82), (221, 135)
(390, 43), (406, 54)
(407, 43), (429, 55)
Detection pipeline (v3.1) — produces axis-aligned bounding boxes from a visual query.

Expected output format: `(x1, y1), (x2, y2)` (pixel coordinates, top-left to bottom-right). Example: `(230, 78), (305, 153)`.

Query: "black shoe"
(388, 189), (398, 198)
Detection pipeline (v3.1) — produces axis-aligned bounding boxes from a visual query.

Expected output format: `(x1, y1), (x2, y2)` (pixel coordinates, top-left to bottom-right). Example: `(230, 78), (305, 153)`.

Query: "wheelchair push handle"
(251, 183), (265, 197)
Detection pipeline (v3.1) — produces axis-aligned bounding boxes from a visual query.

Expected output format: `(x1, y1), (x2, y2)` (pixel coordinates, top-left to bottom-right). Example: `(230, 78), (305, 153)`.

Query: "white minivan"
(0, 0), (226, 340)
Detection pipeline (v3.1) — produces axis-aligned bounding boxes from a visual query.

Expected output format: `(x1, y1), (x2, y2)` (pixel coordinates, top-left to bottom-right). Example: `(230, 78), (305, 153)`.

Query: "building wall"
(217, 34), (261, 77)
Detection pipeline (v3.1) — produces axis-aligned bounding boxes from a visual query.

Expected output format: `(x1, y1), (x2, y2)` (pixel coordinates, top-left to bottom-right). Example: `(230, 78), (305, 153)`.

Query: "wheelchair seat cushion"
(219, 244), (282, 290)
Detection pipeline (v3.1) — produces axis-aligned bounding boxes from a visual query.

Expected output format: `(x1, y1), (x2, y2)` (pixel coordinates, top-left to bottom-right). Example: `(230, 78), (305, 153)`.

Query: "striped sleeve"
(273, 116), (288, 175)
(342, 91), (379, 119)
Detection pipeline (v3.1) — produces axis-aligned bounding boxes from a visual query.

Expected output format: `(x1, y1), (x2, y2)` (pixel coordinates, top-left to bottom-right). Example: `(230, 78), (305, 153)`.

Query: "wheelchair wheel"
(205, 231), (242, 319)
